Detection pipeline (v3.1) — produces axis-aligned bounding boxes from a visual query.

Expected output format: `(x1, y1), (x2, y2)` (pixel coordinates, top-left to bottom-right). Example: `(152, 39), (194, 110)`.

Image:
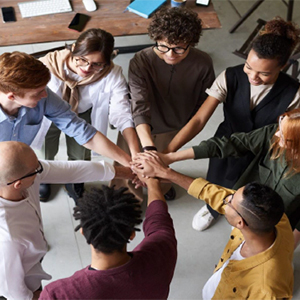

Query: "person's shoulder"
(189, 47), (212, 62)
(44, 86), (62, 101)
(40, 267), (87, 298)
(186, 48), (214, 73)
(278, 70), (300, 87)
(131, 47), (155, 64)
(262, 123), (278, 135)
(225, 64), (245, 77)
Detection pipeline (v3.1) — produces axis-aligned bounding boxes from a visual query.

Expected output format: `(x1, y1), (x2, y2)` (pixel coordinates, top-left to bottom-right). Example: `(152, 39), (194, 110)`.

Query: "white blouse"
(47, 63), (134, 136)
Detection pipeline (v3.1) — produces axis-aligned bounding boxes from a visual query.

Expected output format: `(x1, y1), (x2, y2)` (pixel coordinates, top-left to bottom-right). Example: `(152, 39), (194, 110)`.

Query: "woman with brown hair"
(39, 28), (139, 203)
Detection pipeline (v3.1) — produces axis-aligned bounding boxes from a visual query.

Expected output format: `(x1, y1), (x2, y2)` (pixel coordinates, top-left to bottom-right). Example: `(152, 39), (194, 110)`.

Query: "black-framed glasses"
(223, 193), (249, 226)
(7, 161), (43, 186)
(75, 57), (107, 72)
(155, 43), (190, 55)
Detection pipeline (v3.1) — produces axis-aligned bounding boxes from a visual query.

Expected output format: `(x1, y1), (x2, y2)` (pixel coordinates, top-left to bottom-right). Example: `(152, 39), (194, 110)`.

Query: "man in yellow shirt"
(131, 152), (294, 299)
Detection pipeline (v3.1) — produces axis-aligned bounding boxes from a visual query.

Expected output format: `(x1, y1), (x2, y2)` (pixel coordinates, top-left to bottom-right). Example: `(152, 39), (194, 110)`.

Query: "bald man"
(0, 141), (134, 300)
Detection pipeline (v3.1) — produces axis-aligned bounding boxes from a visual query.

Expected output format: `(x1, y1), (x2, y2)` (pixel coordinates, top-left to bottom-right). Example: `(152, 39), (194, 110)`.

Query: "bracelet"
(143, 146), (157, 152)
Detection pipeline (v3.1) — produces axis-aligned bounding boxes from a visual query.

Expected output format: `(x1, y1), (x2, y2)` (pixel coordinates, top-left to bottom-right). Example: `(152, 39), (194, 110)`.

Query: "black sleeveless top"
(206, 64), (299, 188)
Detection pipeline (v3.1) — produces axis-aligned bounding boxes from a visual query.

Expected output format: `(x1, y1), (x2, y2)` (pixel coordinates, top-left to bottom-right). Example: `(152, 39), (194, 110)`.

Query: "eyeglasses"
(223, 193), (249, 226)
(7, 161), (43, 186)
(74, 57), (107, 72)
(155, 43), (190, 55)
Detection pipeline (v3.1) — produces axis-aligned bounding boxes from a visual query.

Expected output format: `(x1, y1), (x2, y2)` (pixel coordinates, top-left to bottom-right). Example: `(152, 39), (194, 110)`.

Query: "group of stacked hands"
(0, 6), (300, 300)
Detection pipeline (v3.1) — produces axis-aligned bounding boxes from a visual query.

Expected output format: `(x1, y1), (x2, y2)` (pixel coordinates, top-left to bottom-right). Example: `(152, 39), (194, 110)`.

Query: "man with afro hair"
(40, 178), (177, 299)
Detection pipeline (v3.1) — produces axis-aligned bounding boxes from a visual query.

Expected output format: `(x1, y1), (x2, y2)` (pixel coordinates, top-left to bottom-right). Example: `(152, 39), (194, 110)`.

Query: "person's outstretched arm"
(145, 178), (165, 205)
(83, 131), (131, 167)
(164, 96), (220, 153)
(122, 127), (141, 158)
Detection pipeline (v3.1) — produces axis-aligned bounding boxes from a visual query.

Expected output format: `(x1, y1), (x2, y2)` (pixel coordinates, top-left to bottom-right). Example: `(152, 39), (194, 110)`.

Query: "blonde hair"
(0, 52), (50, 97)
(270, 108), (300, 176)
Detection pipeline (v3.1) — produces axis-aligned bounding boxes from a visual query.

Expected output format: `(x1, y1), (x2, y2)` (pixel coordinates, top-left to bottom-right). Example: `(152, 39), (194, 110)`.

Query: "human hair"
(0, 52), (50, 97)
(270, 108), (300, 176)
(0, 141), (36, 186)
(252, 16), (300, 67)
(67, 28), (114, 64)
(73, 185), (142, 254)
(240, 182), (284, 234)
(148, 7), (202, 46)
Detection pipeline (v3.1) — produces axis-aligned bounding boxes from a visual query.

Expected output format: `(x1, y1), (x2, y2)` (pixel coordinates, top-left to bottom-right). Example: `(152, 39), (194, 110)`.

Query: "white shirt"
(202, 241), (245, 300)
(0, 160), (115, 300)
(206, 70), (300, 110)
(48, 63), (134, 136)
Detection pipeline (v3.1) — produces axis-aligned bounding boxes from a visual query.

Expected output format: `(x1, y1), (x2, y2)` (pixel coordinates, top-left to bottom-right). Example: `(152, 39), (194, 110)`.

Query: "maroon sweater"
(39, 201), (177, 300)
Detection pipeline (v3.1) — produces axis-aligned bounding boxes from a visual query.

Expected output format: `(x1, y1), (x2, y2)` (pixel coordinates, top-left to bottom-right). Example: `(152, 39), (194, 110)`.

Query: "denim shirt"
(0, 87), (96, 146)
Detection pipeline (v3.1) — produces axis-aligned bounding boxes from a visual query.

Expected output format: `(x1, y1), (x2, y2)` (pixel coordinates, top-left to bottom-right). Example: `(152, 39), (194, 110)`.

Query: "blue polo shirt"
(0, 87), (96, 145)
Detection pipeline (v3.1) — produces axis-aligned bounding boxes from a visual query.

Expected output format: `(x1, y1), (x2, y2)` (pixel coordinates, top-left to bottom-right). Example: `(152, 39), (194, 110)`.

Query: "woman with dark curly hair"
(164, 17), (300, 231)
(128, 7), (215, 200)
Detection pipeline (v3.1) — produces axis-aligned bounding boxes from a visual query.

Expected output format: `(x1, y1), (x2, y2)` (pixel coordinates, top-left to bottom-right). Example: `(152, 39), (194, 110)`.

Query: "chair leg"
(287, 0), (294, 21)
(291, 61), (299, 80)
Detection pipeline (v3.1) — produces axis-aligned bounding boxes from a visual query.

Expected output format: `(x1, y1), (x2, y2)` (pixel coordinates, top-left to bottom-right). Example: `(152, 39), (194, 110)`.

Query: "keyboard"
(18, 0), (73, 18)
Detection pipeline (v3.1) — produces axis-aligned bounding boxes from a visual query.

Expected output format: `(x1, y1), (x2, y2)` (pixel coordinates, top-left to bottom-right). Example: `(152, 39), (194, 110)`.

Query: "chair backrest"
(232, 19), (266, 59)
(31, 44), (155, 59)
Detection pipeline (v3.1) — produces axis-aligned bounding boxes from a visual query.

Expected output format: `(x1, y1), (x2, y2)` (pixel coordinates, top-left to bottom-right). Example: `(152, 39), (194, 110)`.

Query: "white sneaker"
(192, 205), (214, 231)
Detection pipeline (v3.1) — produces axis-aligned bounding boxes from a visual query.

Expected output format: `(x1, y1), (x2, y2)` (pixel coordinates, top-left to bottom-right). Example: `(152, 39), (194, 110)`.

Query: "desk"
(0, 0), (221, 46)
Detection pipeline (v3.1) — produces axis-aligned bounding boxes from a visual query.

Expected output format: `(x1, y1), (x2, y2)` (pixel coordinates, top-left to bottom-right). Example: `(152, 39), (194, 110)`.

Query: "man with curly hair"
(127, 7), (215, 200)
(39, 179), (177, 299)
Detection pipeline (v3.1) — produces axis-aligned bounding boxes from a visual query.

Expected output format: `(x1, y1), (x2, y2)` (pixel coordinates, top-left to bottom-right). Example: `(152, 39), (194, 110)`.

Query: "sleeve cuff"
(119, 121), (134, 133)
(192, 142), (210, 160)
(134, 115), (151, 128)
(188, 178), (210, 199)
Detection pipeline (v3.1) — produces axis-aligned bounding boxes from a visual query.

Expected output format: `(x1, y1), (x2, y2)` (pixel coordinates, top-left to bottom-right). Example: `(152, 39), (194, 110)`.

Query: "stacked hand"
(131, 151), (170, 181)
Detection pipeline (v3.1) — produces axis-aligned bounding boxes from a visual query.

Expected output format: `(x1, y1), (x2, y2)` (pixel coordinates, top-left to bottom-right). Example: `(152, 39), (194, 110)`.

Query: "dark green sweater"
(193, 124), (300, 230)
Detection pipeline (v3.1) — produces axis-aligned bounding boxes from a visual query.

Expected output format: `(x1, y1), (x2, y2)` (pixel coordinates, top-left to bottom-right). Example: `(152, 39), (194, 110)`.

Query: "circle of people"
(0, 6), (299, 300)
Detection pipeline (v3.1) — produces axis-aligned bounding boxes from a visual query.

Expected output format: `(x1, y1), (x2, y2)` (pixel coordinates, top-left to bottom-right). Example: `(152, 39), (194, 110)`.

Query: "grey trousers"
(44, 109), (92, 161)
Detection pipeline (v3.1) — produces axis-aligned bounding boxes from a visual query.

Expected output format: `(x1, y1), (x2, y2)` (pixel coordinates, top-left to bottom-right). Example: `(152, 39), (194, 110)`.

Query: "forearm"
(83, 132), (131, 167)
(114, 166), (134, 180)
(146, 178), (165, 205)
(136, 123), (155, 147)
(165, 96), (219, 153)
(154, 166), (194, 191)
(164, 148), (195, 165)
(165, 121), (203, 153)
(294, 228), (300, 250)
(164, 168), (194, 191)
(121, 127), (140, 157)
